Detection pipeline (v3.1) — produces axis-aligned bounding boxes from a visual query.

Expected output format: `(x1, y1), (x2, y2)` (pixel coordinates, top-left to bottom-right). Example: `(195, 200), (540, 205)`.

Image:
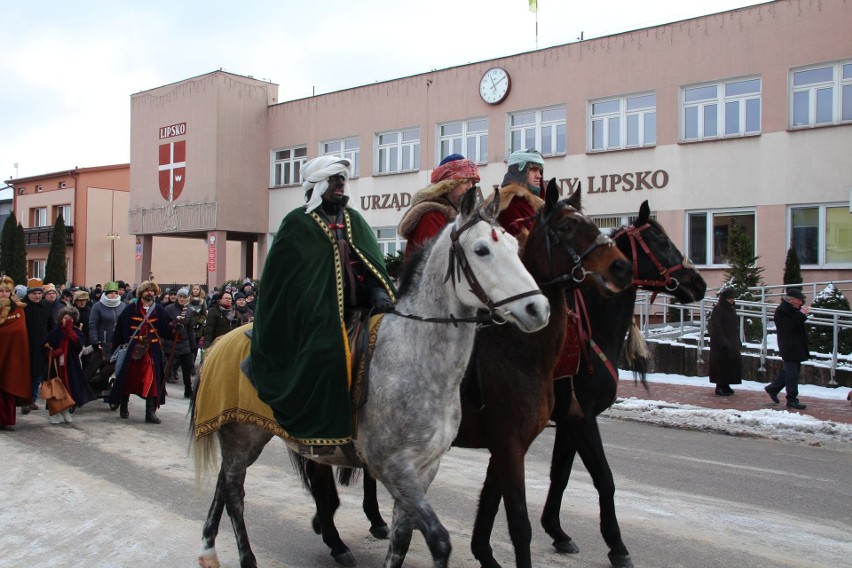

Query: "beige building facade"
(132, 0), (851, 290)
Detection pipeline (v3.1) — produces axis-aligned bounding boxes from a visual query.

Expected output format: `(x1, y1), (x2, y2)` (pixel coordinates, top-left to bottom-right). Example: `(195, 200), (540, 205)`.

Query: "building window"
(377, 128), (420, 174)
(322, 137), (360, 178)
(790, 205), (852, 266)
(32, 207), (48, 227)
(591, 212), (657, 232)
(54, 204), (71, 226)
(438, 119), (488, 164)
(509, 107), (566, 156)
(374, 226), (405, 256)
(791, 61), (852, 128)
(30, 260), (46, 280)
(687, 210), (756, 266)
(272, 146), (307, 187)
(682, 78), (761, 141)
(590, 93), (656, 151)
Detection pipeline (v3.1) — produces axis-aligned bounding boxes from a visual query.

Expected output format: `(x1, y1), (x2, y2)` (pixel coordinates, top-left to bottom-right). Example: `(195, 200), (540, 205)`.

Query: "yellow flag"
(529, 0), (538, 12)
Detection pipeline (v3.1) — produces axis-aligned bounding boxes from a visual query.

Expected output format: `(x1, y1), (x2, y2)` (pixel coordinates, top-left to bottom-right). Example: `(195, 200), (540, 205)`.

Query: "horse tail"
(624, 320), (649, 389)
(336, 467), (361, 487)
(289, 451), (313, 492)
(188, 356), (219, 486)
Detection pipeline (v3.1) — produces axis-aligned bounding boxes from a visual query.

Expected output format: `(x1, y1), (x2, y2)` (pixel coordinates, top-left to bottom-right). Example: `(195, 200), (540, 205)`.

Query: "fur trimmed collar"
(488, 183), (545, 213)
(398, 199), (457, 238)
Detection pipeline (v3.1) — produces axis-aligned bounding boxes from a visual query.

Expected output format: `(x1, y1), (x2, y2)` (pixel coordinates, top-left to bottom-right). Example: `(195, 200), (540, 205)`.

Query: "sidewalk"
(617, 378), (852, 426)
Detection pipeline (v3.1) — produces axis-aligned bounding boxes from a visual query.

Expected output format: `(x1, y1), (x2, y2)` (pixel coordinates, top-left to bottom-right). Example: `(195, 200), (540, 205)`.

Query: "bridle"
(536, 204), (615, 288)
(392, 211), (544, 326)
(613, 222), (692, 303)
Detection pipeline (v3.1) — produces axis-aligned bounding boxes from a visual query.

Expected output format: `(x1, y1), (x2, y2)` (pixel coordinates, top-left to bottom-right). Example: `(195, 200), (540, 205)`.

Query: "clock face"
(479, 67), (511, 104)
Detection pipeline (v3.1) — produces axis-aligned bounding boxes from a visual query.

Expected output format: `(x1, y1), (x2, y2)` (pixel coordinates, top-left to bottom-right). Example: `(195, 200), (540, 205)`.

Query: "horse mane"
(396, 236), (435, 298)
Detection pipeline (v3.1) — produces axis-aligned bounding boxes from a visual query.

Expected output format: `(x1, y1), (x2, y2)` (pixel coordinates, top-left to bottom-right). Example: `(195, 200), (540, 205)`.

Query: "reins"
(391, 211), (543, 327)
(613, 222), (687, 304)
(536, 204), (615, 288)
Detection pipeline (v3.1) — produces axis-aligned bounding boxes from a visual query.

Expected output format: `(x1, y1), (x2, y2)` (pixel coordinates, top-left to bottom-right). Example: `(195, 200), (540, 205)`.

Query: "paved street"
(1, 391), (850, 568)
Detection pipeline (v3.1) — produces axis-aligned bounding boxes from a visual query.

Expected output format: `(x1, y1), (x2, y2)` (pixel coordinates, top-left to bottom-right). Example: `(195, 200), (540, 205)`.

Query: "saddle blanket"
(194, 317), (384, 447)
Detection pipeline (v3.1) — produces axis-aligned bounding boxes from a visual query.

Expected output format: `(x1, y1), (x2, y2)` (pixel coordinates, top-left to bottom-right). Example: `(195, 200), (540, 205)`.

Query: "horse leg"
(574, 418), (633, 568)
(305, 461), (356, 567)
(363, 470), (390, 539)
(382, 461), (450, 568)
(199, 467), (227, 568)
(492, 449), (534, 568)
(541, 418), (581, 554)
(470, 459), (503, 568)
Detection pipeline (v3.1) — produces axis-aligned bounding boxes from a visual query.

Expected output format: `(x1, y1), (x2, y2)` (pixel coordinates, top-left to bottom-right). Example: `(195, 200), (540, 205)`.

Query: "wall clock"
(479, 67), (511, 105)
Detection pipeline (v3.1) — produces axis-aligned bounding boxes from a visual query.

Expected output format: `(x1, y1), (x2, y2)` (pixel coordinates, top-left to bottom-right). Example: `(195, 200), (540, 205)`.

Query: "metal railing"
(637, 280), (852, 386)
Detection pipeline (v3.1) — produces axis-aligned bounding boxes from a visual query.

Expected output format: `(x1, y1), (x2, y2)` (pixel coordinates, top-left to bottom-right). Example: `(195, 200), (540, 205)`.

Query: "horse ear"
(545, 178), (559, 209)
(566, 181), (582, 211)
(459, 186), (479, 218)
(636, 200), (650, 225)
(481, 188), (501, 222)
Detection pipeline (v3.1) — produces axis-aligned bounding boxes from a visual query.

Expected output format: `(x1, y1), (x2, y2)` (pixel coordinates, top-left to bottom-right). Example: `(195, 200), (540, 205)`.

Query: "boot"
(119, 395), (130, 419)
(145, 397), (161, 424)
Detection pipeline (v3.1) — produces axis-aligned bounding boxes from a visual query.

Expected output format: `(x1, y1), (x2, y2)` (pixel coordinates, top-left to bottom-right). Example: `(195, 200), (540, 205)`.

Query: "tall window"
(791, 205), (852, 266)
(374, 226), (405, 256)
(377, 128), (420, 174)
(791, 61), (852, 128)
(591, 212), (657, 232)
(438, 119), (488, 164)
(682, 78), (761, 141)
(30, 260), (46, 280)
(590, 93), (656, 151)
(272, 146), (307, 186)
(509, 107), (566, 156)
(687, 210), (756, 266)
(54, 204), (71, 226)
(322, 137), (360, 177)
(31, 207), (47, 227)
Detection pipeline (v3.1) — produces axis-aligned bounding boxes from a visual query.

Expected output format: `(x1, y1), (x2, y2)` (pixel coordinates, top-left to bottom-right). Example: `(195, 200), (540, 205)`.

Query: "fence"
(637, 280), (852, 386)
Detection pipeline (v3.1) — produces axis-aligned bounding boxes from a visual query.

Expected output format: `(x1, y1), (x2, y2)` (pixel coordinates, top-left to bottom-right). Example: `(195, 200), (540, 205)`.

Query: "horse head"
(523, 179), (632, 297)
(614, 200), (707, 303)
(445, 187), (550, 332)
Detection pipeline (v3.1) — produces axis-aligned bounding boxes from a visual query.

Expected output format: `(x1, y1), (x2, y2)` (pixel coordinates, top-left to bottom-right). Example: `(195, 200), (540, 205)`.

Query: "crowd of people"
(0, 274), (258, 431)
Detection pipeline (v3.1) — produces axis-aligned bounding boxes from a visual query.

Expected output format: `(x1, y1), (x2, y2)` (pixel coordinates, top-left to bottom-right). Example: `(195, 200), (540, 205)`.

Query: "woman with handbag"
(42, 306), (95, 424)
(0, 277), (31, 431)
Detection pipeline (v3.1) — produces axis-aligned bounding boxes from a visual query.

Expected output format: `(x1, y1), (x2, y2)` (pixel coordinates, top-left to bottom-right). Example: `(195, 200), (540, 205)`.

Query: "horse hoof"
(553, 538), (579, 554)
(333, 551), (356, 567)
(369, 523), (389, 539)
(312, 514), (321, 534)
(109, 403), (119, 411)
(608, 553), (633, 568)
(197, 553), (221, 568)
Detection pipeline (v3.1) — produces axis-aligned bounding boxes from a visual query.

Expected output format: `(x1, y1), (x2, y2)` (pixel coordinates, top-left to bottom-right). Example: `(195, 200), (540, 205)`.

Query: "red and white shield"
(158, 140), (186, 201)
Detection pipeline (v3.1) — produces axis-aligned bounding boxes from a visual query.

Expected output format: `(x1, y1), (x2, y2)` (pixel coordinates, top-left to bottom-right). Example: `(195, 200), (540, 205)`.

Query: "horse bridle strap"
(538, 203), (614, 287)
(614, 223), (684, 298)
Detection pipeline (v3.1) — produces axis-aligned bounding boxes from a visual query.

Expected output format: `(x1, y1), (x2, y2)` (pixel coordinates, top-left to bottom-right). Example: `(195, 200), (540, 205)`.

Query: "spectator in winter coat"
(162, 288), (195, 398)
(203, 291), (240, 348)
(42, 306), (95, 424)
(23, 286), (54, 413)
(73, 290), (93, 344)
(708, 287), (743, 396)
(765, 288), (811, 410)
(88, 281), (126, 359)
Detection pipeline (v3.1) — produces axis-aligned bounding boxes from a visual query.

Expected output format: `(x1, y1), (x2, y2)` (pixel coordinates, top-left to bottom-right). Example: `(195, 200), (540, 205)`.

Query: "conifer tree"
(11, 222), (27, 286)
(0, 211), (17, 276)
(723, 219), (765, 341)
(44, 214), (68, 285)
(783, 242), (803, 286)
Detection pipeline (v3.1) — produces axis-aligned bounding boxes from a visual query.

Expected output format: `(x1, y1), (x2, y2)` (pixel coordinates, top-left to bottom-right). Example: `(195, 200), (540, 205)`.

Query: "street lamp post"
(107, 233), (120, 282)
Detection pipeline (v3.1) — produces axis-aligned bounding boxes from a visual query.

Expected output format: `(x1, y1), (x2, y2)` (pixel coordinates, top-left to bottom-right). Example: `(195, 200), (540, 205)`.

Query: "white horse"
(191, 188), (550, 568)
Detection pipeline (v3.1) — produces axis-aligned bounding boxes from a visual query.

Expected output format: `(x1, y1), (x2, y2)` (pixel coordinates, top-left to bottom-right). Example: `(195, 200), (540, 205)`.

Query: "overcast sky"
(1, 0), (772, 180)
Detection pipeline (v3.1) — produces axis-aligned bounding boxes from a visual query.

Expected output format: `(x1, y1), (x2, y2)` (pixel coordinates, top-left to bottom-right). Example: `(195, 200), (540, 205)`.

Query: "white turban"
(302, 156), (352, 214)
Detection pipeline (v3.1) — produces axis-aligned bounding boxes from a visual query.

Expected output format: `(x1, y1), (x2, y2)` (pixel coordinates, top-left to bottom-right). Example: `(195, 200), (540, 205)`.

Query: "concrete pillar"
(206, 230), (227, 291)
(136, 234), (154, 285)
(256, 232), (268, 278)
(239, 240), (253, 280)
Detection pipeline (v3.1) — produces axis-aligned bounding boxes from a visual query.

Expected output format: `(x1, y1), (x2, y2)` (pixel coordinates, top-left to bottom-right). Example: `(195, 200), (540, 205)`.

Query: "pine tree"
(44, 214), (68, 285)
(783, 243), (802, 286)
(0, 211), (17, 277)
(808, 284), (852, 355)
(384, 250), (405, 281)
(723, 219), (765, 341)
(11, 222), (27, 287)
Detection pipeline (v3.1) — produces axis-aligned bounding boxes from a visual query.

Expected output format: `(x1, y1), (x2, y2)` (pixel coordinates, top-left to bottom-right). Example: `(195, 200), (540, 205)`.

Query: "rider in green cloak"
(251, 156), (396, 446)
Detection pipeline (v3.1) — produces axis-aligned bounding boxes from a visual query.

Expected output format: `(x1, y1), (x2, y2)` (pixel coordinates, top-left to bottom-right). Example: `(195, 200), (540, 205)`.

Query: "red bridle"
(613, 223), (689, 304)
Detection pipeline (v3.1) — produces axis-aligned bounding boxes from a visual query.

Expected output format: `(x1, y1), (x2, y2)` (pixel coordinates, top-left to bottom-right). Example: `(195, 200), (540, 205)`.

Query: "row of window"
(30, 204), (71, 228)
(271, 60), (852, 185)
(686, 205), (852, 268)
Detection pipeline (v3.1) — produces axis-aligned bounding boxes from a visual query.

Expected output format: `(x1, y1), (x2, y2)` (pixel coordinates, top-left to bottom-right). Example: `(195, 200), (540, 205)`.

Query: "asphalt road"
(1, 396), (850, 567)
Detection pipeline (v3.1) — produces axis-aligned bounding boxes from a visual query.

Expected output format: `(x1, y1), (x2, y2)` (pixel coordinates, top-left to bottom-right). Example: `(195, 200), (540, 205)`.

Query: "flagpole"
(535, 3), (539, 49)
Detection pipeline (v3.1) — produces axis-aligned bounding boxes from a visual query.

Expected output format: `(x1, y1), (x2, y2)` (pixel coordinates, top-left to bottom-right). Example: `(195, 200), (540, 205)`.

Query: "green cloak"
(251, 206), (396, 445)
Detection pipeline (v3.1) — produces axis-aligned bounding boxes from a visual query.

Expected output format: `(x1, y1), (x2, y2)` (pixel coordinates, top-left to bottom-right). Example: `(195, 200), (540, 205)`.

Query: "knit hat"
(73, 290), (90, 302)
(43, 283), (57, 294)
(27, 286), (44, 294)
(103, 281), (120, 292)
(177, 287), (189, 297)
(302, 156), (352, 214)
(234, 292), (246, 300)
(14, 285), (27, 300)
(136, 280), (161, 298)
(61, 289), (74, 299)
(718, 287), (737, 300)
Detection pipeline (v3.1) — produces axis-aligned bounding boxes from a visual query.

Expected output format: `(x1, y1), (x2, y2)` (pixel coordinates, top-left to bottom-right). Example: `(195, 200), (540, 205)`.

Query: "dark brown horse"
(304, 179), (632, 567)
(540, 201), (707, 568)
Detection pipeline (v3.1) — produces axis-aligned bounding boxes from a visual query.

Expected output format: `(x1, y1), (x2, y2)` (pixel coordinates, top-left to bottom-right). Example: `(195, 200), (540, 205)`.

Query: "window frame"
(789, 203), (852, 267)
(686, 209), (757, 267)
(790, 60), (852, 129)
(321, 137), (360, 178)
(373, 226), (405, 256)
(375, 127), (420, 175)
(31, 206), (48, 227)
(271, 145), (307, 187)
(54, 204), (71, 226)
(30, 259), (46, 280)
(681, 77), (762, 142)
(437, 118), (488, 165)
(508, 106), (567, 157)
(589, 92), (657, 152)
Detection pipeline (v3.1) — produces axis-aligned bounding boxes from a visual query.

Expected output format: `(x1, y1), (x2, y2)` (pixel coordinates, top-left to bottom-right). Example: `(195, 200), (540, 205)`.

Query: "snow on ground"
(609, 371), (852, 448)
